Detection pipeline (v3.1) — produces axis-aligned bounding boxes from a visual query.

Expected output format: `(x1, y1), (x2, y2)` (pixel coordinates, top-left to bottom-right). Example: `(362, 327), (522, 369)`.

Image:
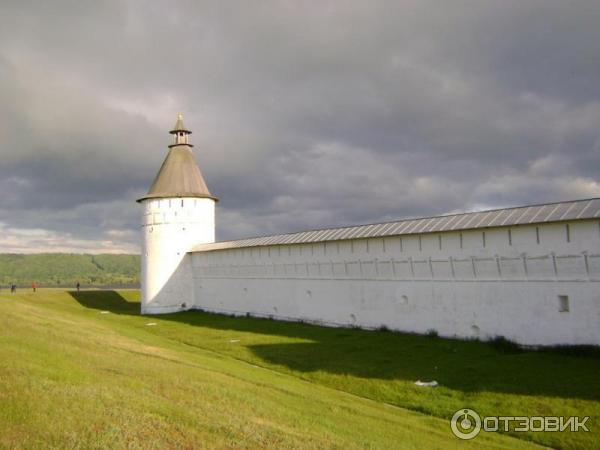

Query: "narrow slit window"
(482, 231), (486, 248)
(566, 224), (571, 243)
(460, 233), (463, 249)
(558, 295), (570, 312)
(418, 236), (422, 251)
(508, 229), (512, 246)
(536, 227), (540, 244)
(438, 235), (442, 250)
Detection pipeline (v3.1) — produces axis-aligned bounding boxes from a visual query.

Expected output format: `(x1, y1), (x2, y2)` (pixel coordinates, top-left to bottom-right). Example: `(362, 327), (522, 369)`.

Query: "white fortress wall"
(190, 220), (600, 346)
(141, 197), (215, 314)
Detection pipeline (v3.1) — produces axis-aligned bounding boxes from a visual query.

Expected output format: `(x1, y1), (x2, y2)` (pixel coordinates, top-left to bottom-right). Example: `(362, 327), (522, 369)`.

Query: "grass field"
(0, 290), (597, 449)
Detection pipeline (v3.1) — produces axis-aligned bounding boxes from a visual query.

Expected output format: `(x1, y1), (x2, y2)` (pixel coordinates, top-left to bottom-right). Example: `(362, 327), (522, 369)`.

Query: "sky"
(1, 1), (599, 253)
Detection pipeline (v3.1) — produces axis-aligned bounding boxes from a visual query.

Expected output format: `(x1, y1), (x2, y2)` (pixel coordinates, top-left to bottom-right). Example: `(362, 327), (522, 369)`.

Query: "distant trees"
(0, 254), (140, 287)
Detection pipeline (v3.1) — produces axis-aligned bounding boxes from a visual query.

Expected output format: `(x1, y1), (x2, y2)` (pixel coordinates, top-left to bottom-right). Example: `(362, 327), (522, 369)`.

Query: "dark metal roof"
(192, 198), (600, 252)
(137, 145), (217, 202)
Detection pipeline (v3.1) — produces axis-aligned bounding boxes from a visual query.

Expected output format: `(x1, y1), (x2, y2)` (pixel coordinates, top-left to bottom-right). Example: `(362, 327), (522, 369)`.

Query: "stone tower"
(137, 114), (218, 314)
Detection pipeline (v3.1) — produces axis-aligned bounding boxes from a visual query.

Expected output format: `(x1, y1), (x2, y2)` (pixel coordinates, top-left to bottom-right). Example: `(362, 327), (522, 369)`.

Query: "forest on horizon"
(0, 254), (140, 287)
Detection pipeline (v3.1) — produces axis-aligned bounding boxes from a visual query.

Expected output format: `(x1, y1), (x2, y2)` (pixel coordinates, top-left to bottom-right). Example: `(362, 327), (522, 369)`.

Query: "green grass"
(1, 291), (596, 449)
(0, 253), (139, 287)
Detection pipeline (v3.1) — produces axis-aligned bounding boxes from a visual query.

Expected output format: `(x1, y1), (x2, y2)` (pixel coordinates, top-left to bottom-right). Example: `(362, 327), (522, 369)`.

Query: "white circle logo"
(451, 409), (481, 440)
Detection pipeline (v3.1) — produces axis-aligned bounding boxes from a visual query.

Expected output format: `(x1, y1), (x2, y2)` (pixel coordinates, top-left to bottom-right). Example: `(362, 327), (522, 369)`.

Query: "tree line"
(0, 254), (140, 287)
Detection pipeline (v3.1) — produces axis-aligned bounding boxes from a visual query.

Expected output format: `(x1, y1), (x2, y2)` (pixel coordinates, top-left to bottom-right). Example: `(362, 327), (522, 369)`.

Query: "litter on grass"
(229, 339), (240, 343)
(146, 322), (157, 326)
(100, 311), (110, 314)
(415, 380), (438, 387)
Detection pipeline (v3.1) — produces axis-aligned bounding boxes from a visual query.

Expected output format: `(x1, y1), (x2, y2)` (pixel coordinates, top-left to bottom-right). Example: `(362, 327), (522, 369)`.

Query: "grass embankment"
(1, 290), (597, 448)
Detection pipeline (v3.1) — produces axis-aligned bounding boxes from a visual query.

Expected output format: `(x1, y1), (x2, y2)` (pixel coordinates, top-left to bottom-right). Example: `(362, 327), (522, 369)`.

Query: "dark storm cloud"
(0, 0), (599, 252)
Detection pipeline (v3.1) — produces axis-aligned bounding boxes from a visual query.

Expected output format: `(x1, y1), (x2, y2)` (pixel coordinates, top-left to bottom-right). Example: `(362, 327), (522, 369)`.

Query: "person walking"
(32, 282), (37, 293)
(11, 284), (16, 293)
(76, 281), (80, 292)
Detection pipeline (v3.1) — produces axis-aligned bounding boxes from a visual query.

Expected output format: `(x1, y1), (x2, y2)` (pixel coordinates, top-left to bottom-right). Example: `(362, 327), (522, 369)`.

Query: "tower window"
(565, 224), (571, 243)
(508, 229), (512, 246)
(536, 227), (540, 244)
(558, 295), (569, 312)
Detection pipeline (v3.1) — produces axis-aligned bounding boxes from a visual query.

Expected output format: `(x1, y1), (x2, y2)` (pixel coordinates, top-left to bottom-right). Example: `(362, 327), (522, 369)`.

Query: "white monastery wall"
(140, 197), (215, 314)
(189, 220), (600, 346)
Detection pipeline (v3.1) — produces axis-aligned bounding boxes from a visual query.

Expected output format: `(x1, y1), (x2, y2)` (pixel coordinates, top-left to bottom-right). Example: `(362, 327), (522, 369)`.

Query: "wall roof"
(192, 197), (600, 252)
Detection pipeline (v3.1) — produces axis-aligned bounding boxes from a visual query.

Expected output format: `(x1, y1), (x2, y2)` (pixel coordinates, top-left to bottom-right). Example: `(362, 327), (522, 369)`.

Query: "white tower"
(137, 114), (218, 314)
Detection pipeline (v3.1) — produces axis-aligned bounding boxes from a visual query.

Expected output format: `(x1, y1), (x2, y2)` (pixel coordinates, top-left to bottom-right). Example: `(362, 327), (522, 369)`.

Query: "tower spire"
(170, 113), (192, 146)
(137, 115), (217, 202)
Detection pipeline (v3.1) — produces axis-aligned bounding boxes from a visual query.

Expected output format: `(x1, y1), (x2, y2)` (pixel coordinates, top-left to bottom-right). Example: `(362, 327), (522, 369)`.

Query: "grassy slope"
(0, 292), (593, 449)
(0, 254), (139, 287)
(0, 291), (533, 450)
(70, 291), (598, 449)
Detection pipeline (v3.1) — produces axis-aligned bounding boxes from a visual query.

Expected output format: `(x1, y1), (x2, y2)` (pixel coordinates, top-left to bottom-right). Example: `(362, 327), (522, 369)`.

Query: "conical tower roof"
(137, 115), (218, 202)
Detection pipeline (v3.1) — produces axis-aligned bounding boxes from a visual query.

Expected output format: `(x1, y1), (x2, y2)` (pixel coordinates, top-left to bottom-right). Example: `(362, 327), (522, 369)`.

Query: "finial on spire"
(171, 113), (188, 133)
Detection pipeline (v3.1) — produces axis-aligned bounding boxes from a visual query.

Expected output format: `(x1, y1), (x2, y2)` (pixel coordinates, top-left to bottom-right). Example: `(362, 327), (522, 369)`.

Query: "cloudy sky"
(1, 1), (599, 253)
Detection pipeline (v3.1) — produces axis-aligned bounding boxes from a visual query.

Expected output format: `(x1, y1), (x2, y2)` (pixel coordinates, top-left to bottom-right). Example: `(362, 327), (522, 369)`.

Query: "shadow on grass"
(68, 290), (600, 401)
(69, 290), (139, 315)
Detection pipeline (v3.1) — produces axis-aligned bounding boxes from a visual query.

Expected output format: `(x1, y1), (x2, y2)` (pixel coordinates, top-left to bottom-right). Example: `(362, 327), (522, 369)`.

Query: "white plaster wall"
(190, 220), (600, 346)
(140, 197), (215, 314)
